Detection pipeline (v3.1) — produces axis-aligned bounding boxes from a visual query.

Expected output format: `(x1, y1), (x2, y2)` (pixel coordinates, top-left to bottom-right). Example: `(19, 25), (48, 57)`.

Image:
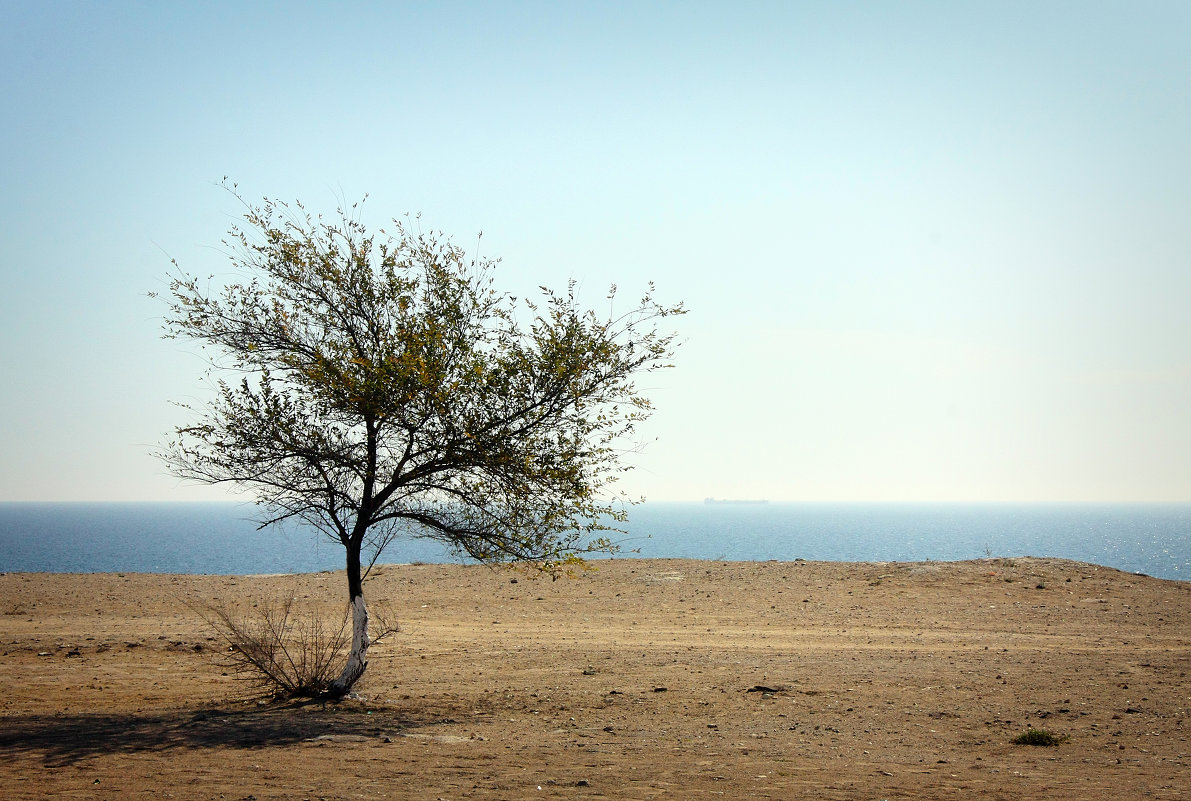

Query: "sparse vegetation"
(201, 595), (398, 698)
(1012, 728), (1066, 746)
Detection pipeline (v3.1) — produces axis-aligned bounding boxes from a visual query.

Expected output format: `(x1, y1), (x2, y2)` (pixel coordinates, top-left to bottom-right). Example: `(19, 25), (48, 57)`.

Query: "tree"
(158, 186), (683, 697)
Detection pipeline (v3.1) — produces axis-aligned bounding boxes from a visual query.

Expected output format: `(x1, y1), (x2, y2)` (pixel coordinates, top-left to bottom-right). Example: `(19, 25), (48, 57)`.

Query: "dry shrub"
(201, 595), (397, 698)
(1012, 728), (1067, 746)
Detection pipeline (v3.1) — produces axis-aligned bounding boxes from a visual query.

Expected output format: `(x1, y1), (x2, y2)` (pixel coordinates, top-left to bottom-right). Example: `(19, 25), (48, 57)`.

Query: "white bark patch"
(331, 594), (370, 695)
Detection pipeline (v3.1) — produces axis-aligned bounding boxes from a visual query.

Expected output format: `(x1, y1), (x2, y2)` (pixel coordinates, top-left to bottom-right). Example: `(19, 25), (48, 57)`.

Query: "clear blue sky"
(2, 1), (1189, 502)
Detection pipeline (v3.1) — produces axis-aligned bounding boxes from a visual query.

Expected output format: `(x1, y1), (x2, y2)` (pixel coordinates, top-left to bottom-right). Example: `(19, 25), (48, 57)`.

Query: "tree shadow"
(0, 700), (446, 766)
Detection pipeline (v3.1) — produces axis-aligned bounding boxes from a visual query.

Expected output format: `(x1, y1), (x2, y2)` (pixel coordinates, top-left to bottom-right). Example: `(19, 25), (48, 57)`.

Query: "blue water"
(0, 502), (1188, 580)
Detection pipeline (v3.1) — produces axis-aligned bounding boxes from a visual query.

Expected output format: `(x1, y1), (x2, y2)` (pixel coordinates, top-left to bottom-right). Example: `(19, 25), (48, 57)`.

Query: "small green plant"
(1012, 728), (1066, 746)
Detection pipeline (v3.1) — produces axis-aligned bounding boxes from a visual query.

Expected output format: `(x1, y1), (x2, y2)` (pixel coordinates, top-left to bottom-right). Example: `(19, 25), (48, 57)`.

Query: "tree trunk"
(329, 540), (369, 697)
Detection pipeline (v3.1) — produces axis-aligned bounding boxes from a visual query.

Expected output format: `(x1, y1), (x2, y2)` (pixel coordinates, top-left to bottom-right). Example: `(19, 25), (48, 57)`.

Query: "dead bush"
(200, 595), (397, 698)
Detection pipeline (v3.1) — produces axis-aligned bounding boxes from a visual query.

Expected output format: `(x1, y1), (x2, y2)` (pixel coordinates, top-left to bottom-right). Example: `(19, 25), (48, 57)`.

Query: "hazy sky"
(2, 1), (1189, 503)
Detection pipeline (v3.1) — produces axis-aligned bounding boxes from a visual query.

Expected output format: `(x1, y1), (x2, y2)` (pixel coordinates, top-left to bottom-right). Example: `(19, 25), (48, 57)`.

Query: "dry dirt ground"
(1, 557), (1189, 800)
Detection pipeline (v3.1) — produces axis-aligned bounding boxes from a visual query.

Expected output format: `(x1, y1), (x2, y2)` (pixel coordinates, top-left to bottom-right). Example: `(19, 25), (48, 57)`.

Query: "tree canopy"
(158, 185), (683, 695)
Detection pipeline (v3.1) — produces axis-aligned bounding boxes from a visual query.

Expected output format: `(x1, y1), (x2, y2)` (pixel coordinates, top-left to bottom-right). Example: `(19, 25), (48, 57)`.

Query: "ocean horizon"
(1, 501), (1189, 581)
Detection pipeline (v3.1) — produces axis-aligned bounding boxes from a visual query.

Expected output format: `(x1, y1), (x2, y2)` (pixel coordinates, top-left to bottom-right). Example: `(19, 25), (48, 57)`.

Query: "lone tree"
(159, 187), (683, 697)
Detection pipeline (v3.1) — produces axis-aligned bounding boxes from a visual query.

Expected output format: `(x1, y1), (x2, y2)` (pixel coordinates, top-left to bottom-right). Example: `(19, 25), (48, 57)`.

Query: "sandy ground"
(1, 557), (1189, 800)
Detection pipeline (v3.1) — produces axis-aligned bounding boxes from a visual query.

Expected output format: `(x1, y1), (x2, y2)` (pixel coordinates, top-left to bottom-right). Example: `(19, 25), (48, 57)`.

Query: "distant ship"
(704, 497), (769, 505)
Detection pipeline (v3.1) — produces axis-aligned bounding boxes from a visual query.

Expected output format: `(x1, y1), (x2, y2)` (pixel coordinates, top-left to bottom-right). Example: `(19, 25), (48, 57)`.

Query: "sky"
(1, 1), (1189, 503)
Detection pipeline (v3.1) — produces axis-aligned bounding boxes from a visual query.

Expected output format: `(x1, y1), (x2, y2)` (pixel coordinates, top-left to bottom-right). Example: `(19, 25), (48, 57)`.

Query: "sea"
(1, 502), (1189, 581)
